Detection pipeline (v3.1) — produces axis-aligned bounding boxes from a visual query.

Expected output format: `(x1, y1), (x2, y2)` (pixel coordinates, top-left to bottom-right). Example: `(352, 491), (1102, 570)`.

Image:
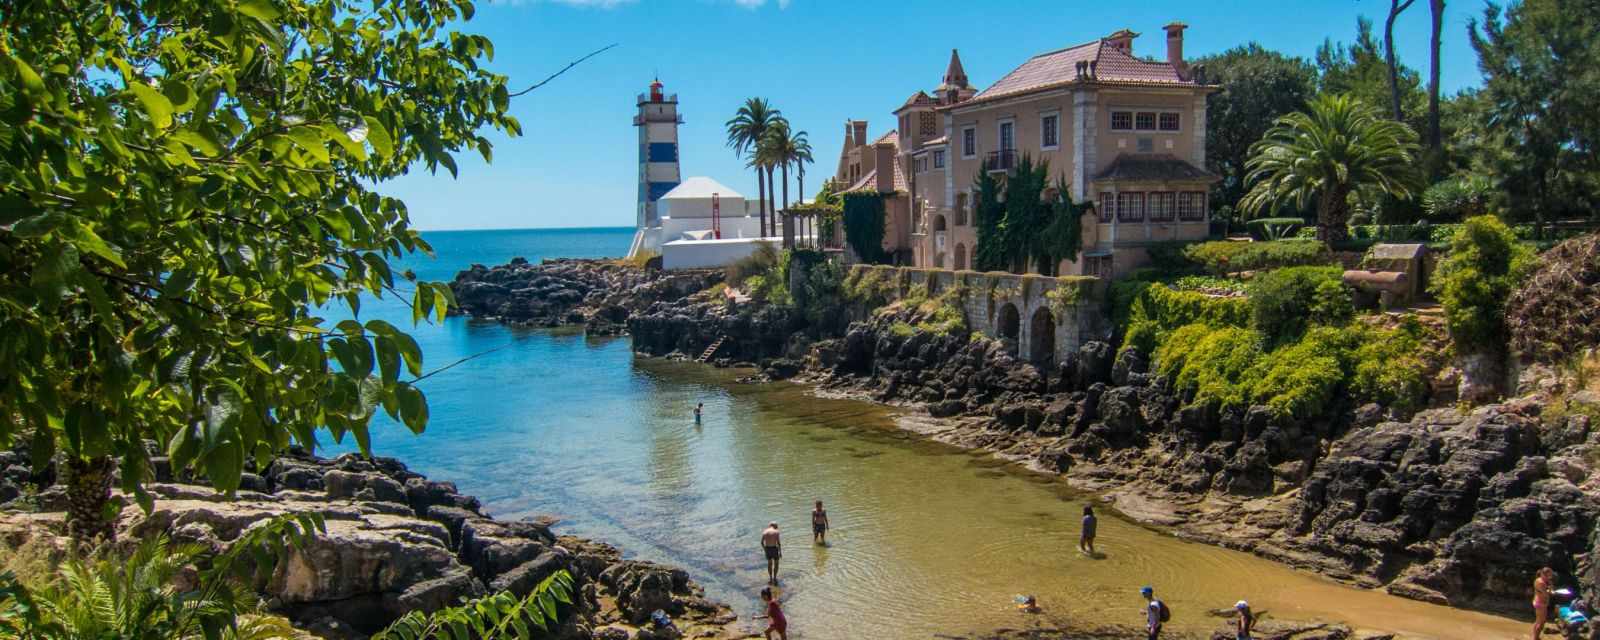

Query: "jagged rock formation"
(448, 258), (719, 332)
(0, 449), (738, 639)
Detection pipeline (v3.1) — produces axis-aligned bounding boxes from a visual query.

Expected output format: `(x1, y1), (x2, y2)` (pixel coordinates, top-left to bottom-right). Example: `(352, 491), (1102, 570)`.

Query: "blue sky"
(386, 0), (1492, 231)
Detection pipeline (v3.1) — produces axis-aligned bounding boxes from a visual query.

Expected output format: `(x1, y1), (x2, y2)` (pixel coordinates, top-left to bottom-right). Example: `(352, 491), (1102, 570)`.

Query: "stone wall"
(847, 265), (1105, 366)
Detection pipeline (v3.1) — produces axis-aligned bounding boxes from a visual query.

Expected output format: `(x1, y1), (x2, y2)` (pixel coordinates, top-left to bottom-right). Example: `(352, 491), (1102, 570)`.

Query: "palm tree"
(725, 98), (781, 237)
(792, 129), (814, 205)
(1241, 94), (1422, 242)
(763, 119), (813, 247)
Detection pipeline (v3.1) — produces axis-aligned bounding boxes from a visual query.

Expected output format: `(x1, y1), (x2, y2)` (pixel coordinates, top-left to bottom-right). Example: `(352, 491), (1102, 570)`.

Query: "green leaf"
(237, 0), (281, 21)
(205, 440), (244, 493)
(395, 333), (423, 377)
(173, 129), (223, 156)
(287, 127), (331, 164)
(363, 115), (393, 157)
(28, 426), (55, 474)
(66, 220), (126, 268)
(375, 336), (400, 386)
(128, 82), (175, 130)
(6, 54), (45, 96)
(11, 213), (67, 238)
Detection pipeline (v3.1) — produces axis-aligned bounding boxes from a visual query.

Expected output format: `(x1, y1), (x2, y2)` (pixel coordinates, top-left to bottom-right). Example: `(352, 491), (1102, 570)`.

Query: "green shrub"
(1183, 239), (1332, 274)
(1170, 275), (1248, 295)
(1249, 327), (1358, 418)
(1421, 176), (1493, 221)
(1116, 283), (1251, 352)
(1156, 324), (1264, 409)
(1350, 322), (1432, 413)
(1246, 217), (1307, 241)
(1248, 266), (1350, 343)
(1430, 215), (1535, 353)
(888, 321), (917, 338)
(727, 241), (781, 288)
(1152, 322), (1432, 420)
(1145, 241), (1201, 274)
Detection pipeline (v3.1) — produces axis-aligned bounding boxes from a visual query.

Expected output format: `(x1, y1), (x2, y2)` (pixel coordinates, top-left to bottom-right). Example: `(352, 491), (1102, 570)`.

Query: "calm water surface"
(333, 227), (1522, 639)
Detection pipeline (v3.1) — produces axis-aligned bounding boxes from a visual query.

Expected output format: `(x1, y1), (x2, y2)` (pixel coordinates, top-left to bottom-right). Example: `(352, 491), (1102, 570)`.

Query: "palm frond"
(374, 570), (576, 640)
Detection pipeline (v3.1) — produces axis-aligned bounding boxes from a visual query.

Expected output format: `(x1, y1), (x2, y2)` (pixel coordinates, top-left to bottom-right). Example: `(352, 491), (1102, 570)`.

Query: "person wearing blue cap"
(1141, 585), (1168, 639)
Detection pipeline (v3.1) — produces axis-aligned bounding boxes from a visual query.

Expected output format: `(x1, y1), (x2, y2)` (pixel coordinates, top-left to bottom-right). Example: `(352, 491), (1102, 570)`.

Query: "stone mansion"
(834, 23), (1218, 279)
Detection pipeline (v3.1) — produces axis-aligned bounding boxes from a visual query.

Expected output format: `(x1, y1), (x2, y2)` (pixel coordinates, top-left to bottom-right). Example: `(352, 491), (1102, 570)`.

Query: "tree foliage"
(970, 155), (1087, 274)
(841, 193), (887, 264)
(725, 97), (781, 235)
(1241, 94), (1423, 241)
(1469, 0), (1600, 228)
(1196, 44), (1318, 217)
(0, 0), (519, 539)
(1429, 215), (1534, 354)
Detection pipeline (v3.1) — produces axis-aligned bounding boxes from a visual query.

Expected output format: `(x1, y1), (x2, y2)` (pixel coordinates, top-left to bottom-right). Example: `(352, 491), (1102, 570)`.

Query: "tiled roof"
(841, 132), (909, 195)
(968, 39), (1195, 105)
(899, 90), (935, 109)
(1092, 153), (1218, 183)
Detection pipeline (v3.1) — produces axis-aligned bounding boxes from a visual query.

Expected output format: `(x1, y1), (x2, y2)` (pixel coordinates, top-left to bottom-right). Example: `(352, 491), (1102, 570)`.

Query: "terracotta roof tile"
(969, 39), (1194, 105)
(1092, 153), (1218, 183)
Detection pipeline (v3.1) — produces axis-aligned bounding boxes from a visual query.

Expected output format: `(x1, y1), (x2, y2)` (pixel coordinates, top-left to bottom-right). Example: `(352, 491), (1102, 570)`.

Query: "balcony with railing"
(986, 149), (1017, 173)
(637, 92), (679, 104)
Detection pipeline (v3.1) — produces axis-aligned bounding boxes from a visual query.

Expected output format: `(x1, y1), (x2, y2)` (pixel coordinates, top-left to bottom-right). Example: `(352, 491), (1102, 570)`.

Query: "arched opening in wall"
(954, 243), (967, 270)
(1029, 306), (1056, 365)
(933, 214), (948, 269)
(998, 302), (1021, 356)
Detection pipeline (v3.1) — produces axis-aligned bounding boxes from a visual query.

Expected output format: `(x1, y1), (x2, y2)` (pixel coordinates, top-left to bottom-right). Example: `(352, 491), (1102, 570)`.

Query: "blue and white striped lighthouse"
(628, 77), (683, 258)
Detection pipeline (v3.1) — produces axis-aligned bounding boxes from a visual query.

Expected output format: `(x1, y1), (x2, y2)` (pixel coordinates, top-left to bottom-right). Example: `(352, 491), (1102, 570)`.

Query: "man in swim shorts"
(761, 521), (782, 582)
(811, 501), (829, 544)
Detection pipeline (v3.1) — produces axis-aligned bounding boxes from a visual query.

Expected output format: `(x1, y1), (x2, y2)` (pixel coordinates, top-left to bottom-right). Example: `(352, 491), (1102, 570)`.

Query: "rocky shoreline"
(0, 447), (742, 640)
(445, 258), (1599, 624)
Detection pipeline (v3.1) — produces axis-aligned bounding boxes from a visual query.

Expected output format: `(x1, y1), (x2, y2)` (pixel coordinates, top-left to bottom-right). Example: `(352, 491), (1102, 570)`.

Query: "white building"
(652, 177), (777, 269)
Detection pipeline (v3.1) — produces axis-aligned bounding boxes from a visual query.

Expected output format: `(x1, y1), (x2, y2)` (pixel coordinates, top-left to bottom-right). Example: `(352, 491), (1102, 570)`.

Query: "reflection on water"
(347, 328), (1519, 639)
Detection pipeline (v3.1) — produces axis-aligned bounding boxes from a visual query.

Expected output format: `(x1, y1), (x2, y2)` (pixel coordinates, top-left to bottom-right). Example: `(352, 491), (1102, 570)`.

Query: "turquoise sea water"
(329, 227), (1519, 640)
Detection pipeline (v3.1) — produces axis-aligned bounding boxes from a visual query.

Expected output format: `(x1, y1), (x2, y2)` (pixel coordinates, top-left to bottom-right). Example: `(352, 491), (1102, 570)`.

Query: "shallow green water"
(343, 229), (1523, 639)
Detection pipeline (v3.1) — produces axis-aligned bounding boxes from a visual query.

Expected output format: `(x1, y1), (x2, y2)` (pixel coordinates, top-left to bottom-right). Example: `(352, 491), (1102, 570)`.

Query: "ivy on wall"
(972, 154), (1088, 275)
(842, 192), (888, 263)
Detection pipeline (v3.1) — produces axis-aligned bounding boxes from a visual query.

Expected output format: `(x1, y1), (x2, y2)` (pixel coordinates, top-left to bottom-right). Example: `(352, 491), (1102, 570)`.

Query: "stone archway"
(1029, 306), (1056, 365)
(954, 243), (967, 270)
(998, 302), (1021, 356)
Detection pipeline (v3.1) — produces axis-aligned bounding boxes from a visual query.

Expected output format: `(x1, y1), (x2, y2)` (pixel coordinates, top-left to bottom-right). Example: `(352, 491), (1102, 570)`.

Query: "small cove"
(336, 228), (1524, 639)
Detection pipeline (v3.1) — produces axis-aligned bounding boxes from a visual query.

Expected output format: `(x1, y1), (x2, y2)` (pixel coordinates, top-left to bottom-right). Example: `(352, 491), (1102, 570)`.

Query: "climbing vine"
(841, 193), (888, 263)
(971, 154), (1088, 274)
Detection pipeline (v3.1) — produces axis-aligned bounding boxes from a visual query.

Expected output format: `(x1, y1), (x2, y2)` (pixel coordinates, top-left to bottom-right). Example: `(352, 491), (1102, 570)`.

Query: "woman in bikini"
(1532, 567), (1555, 640)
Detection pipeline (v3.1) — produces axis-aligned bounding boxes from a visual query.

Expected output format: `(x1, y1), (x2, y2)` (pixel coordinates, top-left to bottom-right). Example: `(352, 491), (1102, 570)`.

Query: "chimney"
(1105, 28), (1137, 54)
(852, 120), (868, 147)
(1164, 22), (1188, 75)
(874, 141), (895, 194)
(843, 121), (856, 150)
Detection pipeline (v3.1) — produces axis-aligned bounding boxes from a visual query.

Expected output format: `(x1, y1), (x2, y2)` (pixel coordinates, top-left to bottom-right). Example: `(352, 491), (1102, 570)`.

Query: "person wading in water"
(811, 501), (829, 545)
(1234, 600), (1255, 640)
(1079, 505), (1097, 554)
(1141, 585), (1168, 640)
(693, 402), (703, 424)
(761, 522), (782, 583)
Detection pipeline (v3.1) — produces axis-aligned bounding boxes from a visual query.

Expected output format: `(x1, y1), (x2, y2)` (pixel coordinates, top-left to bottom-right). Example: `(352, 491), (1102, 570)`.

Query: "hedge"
(1182, 239), (1333, 274)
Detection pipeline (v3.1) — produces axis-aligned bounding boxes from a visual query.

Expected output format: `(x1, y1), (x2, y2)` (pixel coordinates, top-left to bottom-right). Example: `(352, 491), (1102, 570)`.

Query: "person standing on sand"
(1079, 505), (1097, 554)
(811, 501), (829, 545)
(1141, 586), (1165, 640)
(1532, 566), (1555, 640)
(758, 586), (787, 639)
(761, 522), (782, 582)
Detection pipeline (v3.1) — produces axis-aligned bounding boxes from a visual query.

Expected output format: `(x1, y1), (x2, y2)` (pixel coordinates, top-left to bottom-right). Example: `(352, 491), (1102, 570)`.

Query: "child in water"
(1015, 595), (1041, 614)
(693, 402), (703, 423)
(758, 587), (787, 639)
